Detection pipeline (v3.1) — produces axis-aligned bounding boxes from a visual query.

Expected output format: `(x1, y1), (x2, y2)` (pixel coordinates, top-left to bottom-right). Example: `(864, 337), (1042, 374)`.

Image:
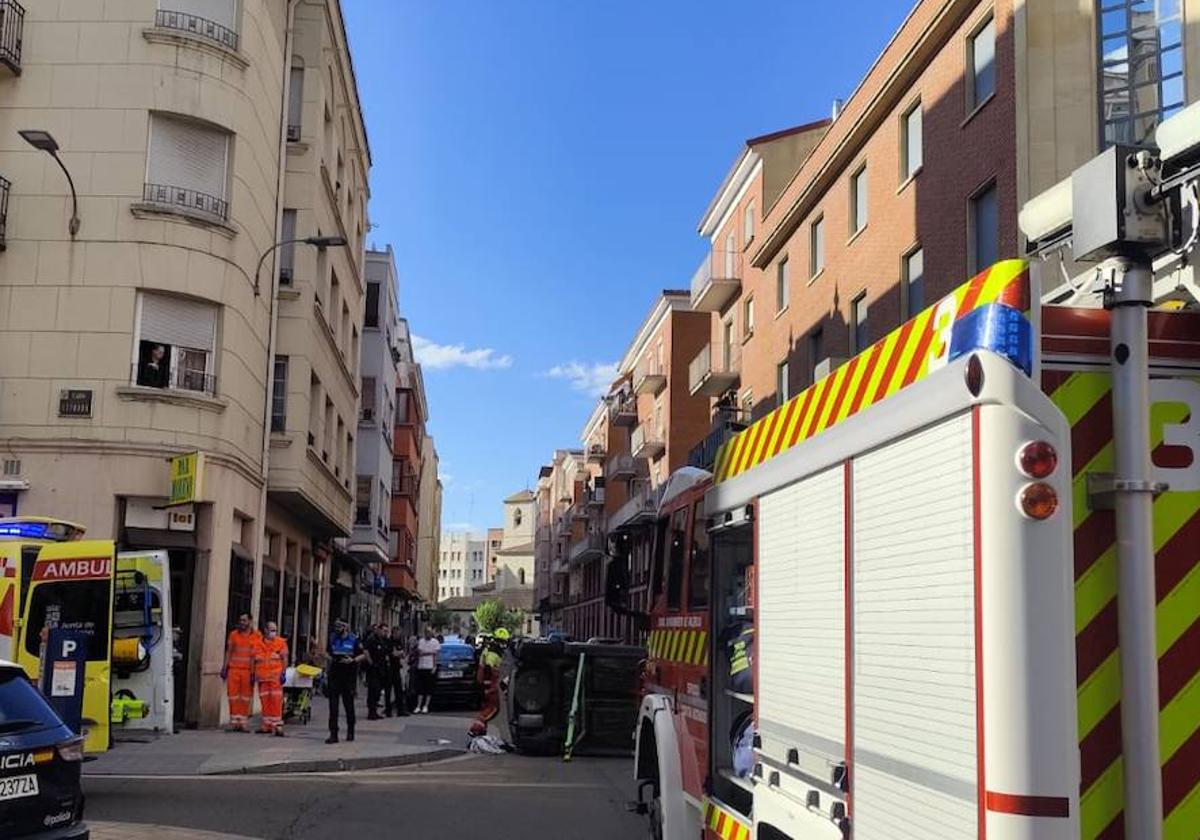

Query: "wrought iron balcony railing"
(143, 182), (229, 222)
(154, 9), (239, 51)
(0, 0), (24, 75)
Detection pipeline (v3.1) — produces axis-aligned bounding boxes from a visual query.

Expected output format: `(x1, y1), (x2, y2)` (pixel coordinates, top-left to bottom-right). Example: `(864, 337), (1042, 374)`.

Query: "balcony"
(607, 453), (637, 480)
(631, 425), (665, 461)
(142, 182), (229, 222)
(569, 530), (607, 565)
(571, 502), (588, 522)
(391, 470), (418, 497)
(688, 412), (749, 471)
(0, 174), (9, 251)
(690, 250), (741, 312)
(634, 360), (666, 395)
(153, 8), (239, 51)
(609, 482), (665, 532)
(0, 0), (22, 75)
(689, 340), (741, 397)
(586, 443), (606, 464)
(608, 392), (637, 427)
(586, 479), (605, 508)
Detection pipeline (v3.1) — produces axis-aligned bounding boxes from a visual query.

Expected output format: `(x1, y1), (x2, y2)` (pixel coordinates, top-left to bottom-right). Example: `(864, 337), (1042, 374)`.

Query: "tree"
(473, 600), (524, 635)
(427, 607), (452, 632)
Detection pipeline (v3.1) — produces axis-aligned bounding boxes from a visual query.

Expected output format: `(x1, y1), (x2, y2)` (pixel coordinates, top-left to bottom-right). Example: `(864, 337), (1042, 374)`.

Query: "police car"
(0, 660), (88, 838)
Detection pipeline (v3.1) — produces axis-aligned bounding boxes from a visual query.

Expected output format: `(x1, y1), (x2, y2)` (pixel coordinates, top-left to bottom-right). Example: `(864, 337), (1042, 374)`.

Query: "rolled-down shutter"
(159, 0), (237, 31)
(147, 114), (229, 200)
(140, 293), (217, 352)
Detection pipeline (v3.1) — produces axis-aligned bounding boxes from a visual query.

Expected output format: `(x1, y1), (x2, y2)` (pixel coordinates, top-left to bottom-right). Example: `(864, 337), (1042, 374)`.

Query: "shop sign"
(169, 452), (204, 505)
(58, 389), (92, 418)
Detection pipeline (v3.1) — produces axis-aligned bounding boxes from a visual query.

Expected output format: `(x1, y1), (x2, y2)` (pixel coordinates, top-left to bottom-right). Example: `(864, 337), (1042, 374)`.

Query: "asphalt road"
(83, 751), (648, 839)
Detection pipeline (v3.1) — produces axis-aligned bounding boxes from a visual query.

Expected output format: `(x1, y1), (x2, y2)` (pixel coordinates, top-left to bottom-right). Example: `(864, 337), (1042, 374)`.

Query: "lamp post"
(253, 235), (346, 296)
(18, 129), (80, 237)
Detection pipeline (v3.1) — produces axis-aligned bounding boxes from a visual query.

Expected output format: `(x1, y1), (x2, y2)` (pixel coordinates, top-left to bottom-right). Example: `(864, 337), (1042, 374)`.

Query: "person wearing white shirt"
(414, 627), (441, 714)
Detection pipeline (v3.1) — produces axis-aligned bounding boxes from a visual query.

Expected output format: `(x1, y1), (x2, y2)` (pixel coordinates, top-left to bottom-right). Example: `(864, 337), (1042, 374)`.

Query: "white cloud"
(412, 335), (513, 371)
(546, 361), (620, 397)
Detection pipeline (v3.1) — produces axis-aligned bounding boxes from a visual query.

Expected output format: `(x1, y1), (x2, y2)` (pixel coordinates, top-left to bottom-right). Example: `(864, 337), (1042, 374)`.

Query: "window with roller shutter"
(133, 292), (219, 395)
(144, 113), (231, 221)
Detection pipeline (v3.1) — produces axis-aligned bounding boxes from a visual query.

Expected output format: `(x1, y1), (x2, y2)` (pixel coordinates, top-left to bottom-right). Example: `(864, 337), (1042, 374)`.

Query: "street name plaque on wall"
(58, 389), (93, 418)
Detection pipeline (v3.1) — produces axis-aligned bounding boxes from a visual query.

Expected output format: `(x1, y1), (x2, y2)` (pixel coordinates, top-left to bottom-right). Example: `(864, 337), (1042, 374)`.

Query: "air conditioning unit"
(814, 356), (849, 381)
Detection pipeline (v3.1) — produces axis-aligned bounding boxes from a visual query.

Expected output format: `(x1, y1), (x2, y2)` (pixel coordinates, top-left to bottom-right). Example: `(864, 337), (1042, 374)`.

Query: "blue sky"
(342, 1), (913, 534)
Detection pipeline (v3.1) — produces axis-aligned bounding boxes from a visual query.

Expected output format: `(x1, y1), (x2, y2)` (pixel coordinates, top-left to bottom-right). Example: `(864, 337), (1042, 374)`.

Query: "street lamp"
(253, 234), (347, 296)
(19, 129), (81, 238)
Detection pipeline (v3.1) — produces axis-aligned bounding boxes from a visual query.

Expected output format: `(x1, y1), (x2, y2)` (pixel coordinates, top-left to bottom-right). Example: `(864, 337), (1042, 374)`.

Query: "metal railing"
(0, 174), (9, 252)
(631, 424), (663, 457)
(688, 340), (742, 394)
(154, 9), (239, 51)
(688, 418), (748, 470)
(569, 530), (607, 564)
(607, 392), (638, 425)
(130, 362), (217, 396)
(609, 482), (664, 532)
(391, 471), (418, 497)
(143, 182), (229, 221)
(0, 0), (23, 74)
(606, 452), (637, 478)
(690, 249), (741, 300)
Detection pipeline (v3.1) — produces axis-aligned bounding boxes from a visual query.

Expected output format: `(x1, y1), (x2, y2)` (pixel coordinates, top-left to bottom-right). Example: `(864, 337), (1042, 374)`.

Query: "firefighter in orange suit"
(255, 621), (289, 736)
(220, 613), (261, 732)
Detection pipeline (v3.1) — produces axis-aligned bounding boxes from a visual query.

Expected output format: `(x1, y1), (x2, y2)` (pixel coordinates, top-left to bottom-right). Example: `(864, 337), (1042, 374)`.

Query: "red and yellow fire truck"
(612, 257), (1200, 840)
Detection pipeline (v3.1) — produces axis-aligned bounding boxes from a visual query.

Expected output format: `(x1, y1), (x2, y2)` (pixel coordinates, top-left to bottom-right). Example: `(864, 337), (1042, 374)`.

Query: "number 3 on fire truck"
(926, 295), (959, 373)
(1150, 378), (1200, 492)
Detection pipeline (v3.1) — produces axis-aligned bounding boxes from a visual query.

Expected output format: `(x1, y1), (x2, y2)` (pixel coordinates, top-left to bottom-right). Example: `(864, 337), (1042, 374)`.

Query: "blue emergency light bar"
(0, 520), (82, 541)
(948, 302), (1034, 377)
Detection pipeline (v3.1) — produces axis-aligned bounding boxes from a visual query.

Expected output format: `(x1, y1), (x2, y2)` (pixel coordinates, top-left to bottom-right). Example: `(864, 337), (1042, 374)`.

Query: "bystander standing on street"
(385, 625), (409, 716)
(254, 621), (289, 736)
(324, 618), (368, 744)
(364, 623), (392, 720)
(220, 614), (260, 733)
(414, 627), (441, 714)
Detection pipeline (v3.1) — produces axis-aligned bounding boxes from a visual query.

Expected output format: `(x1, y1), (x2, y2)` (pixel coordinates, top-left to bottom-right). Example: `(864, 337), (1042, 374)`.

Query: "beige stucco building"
(0, 0), (368, 727)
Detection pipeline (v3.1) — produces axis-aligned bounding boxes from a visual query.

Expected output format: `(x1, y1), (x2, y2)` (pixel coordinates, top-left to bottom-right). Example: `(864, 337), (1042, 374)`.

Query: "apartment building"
(485, 526), (503, 584)
(0, 0), (368, 726)
(536, 448), (586, 630)
(550, 292), (710, 642)
(413, 439), (441, 604)
(437, 531), (486, 601)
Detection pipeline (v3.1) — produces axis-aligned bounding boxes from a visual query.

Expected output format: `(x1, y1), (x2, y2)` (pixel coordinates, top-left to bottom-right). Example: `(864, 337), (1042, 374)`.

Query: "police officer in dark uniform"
(325, 618), (367, 744)
(364, 623), (392, 720)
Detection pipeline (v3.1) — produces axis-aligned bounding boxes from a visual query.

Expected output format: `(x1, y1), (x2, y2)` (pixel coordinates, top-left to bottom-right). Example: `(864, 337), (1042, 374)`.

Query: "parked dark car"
(0, 661), (88, 839)
(431, 638), (481, 710)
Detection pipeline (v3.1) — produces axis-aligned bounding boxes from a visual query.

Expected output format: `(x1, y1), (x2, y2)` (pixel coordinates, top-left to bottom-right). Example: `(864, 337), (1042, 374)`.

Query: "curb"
(207, 747), (465, 775)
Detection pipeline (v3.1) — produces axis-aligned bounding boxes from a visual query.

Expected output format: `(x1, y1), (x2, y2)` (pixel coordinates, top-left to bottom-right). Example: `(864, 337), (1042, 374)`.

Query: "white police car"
(0, 660), (88, 838)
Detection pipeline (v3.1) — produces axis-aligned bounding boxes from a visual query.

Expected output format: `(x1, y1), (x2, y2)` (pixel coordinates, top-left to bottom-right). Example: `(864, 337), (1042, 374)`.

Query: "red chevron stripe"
(1041, 369), (1071, 393)
(734, 420), (765, 477)
(755, 406), (784, 463)
(786, 381), (818, 448)
(899, 319), (937, 388)
(1080, 705), (1122, 791)
(1163, 726), (1200, 814)
(1159, 617), (1200, 707)
(846, 343), (881, 416)
(1076, 599), (1118, 687)
(1074, 511), (1116, 580)
(1071, 391), (1115, 477)
(1095, 811), (1125, 840)
(805, 375), (835, 443)
(1155, 504), (1200, 601)
(870, 319), (915, 403)
(768, 395), (801, 459)
(825, 356), (860, 426)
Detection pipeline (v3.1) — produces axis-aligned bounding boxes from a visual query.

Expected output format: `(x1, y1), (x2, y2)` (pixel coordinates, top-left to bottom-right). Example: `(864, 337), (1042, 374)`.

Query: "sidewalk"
(85, 694), (471, 776)
(89, 823), (257, 840)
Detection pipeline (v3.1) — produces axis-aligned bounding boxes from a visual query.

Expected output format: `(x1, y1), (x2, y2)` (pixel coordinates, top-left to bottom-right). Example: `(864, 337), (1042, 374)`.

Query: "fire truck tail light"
(1018, 440), (1058, 478)
(1019, 482), (1058, 520)
(965, 354), (985, 397)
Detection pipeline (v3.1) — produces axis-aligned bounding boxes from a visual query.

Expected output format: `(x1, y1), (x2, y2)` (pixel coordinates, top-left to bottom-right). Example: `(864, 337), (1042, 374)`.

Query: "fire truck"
(609, 105), (1200, 840)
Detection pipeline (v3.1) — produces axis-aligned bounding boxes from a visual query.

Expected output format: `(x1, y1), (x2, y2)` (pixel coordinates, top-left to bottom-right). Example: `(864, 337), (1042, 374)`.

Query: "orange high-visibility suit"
(255, 635), (289, 733)
(224, 628), (260, 730)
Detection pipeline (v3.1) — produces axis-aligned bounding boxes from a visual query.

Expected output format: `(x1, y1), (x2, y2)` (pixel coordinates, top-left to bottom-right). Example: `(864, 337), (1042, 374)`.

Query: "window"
(145, 113), (230, 220)
(903, 247), (925, 318)
(968, 14), (996, 112)
(970, 182), (999, 273)
(665, 508), (687, 610)
(519, 568), (526, 585)
(721, 319), (735, 370)
(134, 292), (218, 394)
(687, 500), (710, 610)
(287, 62), (304, 140)
(308, 374), (320, 446)
(902, 102), (923, 181)
(328, 271), (340, 339)
(271, 356), (287, 432)
(850, 166), (868, 235)
(810, 215), (825, 277)
(514, 508), (523, 527)
(743, 296), (755, 338)
(360, 377), (376, 422)
(354, 478), (371, 525)
(279, 209), (297, 284)
(1098, 0), (1185, 145)
(743, 203), (754, 246)
(365, 282), (380, 328)
(851, 293), (869, 354)
(24, 580), (112, 661)
(809, 327), (824, 383)
(777, 360), (790, 404)
(724, 233), (736, 277)
(396, 390), (410, 424)
(776, 257), (790, 313)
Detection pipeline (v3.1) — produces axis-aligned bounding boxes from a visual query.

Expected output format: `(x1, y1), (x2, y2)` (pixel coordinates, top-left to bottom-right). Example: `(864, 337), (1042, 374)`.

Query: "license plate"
(0, 774), (39, 801)
(439, 670), (462, 679)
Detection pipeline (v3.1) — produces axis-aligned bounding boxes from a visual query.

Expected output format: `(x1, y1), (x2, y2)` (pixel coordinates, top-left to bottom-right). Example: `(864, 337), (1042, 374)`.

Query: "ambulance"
(0, 518), (174, 753)
(613, 255), (1200, 840)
